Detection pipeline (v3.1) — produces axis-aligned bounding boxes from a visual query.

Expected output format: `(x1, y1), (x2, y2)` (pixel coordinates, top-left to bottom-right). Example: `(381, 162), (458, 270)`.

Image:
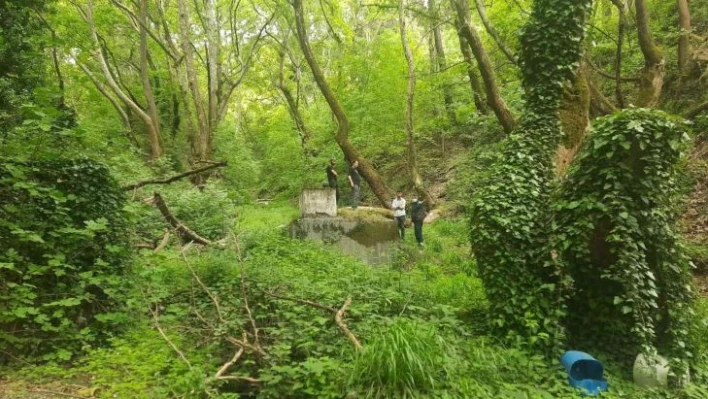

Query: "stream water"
(289, 217), (399, 265)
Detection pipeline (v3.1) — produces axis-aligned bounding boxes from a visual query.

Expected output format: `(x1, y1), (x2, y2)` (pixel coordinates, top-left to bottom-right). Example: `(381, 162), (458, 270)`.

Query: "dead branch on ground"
(263, 289), (362, 350)
(153, 192), (213, 246)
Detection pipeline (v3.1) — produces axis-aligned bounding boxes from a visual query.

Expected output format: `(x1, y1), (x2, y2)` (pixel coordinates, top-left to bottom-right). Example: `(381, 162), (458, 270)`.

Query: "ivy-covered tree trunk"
(292, 0), (392, 208)
(470, 0), (594, 353)
(554, 109), (694, 366)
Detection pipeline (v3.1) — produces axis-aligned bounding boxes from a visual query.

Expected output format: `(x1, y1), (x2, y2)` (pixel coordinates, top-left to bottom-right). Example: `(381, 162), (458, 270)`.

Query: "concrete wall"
(300, 189), (337, 217)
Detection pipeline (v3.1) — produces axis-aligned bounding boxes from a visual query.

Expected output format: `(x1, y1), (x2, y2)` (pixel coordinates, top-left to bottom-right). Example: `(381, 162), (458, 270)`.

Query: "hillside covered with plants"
(2, 0), (708, 398)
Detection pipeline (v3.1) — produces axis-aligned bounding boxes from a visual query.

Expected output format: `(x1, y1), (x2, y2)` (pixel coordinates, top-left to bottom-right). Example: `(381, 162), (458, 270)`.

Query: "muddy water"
(289, 217), (399, 265)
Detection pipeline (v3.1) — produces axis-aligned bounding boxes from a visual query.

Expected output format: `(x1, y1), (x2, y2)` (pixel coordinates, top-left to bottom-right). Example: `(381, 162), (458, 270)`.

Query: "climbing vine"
(0, 159), (129, 360)
(470, 0), (593, 353)
(553, 109), (694, 367)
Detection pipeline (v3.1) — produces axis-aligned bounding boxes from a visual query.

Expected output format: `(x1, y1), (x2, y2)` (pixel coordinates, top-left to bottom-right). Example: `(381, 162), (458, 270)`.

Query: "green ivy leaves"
(554, 108), (694, 367)
(0, 158), (129, 361)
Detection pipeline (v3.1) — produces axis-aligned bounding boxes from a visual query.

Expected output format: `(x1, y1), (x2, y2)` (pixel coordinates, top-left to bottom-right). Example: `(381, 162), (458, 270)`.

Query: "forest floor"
(2, 200), (707, 398)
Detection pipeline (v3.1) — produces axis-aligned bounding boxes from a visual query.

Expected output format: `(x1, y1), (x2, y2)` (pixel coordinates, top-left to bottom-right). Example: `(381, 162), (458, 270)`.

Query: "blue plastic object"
(560, 351), (608, 396)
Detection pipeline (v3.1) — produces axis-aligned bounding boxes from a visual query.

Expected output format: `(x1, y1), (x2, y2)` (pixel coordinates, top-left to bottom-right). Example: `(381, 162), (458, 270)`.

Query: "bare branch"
(214, 347), (244, 379)
(335, 297), (362, 350)
(143, 289), (193, 370)
(122, 161), (228, 190)
(153, 193), (214, 246)
(154, 230), (171, 253)
(262, 290), (338, 313)
(236, 241), (260, 348)
(181, 251), (226, 324)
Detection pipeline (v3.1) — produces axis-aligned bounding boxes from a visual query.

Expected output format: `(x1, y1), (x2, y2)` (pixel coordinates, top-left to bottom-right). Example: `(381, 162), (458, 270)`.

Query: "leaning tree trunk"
(451, 0), (516, 134)
(400, 0), (435, 206)
(635, 0), (664, 107)
(454, 20), (488, 115)
(292, 0), (392, 207)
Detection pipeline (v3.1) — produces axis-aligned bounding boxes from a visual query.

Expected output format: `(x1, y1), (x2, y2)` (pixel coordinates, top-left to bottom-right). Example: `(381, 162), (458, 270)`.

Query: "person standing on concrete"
(391, 191), (407, 240)
(326, 158), (339, 203)
(411, 198), (427, 247)
(347, 160), (361, 209)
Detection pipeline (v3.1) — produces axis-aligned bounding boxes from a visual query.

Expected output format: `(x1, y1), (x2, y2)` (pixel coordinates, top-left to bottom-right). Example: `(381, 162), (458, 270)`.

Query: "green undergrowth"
(3, 205), (708, 398)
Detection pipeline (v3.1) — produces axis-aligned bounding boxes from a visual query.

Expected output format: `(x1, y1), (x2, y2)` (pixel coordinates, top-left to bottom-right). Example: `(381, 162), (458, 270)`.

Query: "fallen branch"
(154, 230), (170, 252)
(264, 289), (362, 350)
(141, 288), (193, 370)
(225, 336), (268, 358)
(216, 375), (261, 383)
(686, 100), (708, 119)
(29, 390), (88, 399)
(181, 251), (225, 323)
(263, 290), (337, 313)
(121, 161), (227, 191)
(335, 297), (363, 351)
(214, 347), (244, 379)
(153, 192), (213, 246)
(236, 240), (260, 348)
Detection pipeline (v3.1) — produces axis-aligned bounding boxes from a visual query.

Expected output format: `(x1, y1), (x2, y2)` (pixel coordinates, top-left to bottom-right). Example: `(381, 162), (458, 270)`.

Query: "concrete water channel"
(290, 189), (399, 265)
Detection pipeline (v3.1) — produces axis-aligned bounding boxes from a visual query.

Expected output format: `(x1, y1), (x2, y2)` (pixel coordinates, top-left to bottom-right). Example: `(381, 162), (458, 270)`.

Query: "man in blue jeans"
(391, 191), (406, 240)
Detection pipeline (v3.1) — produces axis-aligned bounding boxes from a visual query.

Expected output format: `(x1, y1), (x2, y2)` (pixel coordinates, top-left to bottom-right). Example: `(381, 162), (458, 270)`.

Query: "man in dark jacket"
(411, 198), (427, 247)
(326, 158), (339, 203)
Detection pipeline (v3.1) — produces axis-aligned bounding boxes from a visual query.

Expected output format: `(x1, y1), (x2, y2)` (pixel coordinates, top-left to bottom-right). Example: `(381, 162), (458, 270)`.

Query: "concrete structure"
(300, 189), (337, 217)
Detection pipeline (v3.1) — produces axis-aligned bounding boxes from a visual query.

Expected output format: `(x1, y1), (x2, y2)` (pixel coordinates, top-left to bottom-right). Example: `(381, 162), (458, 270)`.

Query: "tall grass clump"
(349, 319), (449, 398)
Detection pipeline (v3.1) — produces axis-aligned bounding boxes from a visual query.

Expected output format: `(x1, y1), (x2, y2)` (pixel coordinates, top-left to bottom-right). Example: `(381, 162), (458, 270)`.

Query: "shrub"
(0, 158), (129, 361)
(349, 319), (449, 397)
(554, 109), (695, 367)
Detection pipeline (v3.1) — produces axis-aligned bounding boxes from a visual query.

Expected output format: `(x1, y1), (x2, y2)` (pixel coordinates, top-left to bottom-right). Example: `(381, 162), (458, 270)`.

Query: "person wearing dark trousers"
(347, 160), (361, 209)
(391, 191), (406, 240)
(326, 158), (339, 203)
(411, 198), (427, 247)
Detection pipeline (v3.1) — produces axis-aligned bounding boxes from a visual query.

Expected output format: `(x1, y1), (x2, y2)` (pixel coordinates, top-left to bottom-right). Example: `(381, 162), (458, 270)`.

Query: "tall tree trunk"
(86, 0), (161, 159)
(611, 0), (627, 108)
(635, 0), (664, 107)
(177, 0), (210, 164)
(677, 0), (692, 74)
(400, 0), (434, 206)
(454, 20), (488, 115)
(292, 0), (392, 208)
(139, 0), (163, 158)
(206, 0), (219, 151)
(429, 0), (456, 124)
(473, 0), (517, 64)
(451, 0), (516, 134)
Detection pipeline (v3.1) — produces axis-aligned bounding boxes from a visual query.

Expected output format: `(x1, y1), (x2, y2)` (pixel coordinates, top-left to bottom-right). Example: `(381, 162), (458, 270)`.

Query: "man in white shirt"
(391, 191), (406, 240)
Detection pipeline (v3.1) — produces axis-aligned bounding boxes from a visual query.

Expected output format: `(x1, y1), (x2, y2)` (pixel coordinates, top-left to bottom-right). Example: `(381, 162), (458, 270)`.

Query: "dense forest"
(2, 0), (708, 397)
